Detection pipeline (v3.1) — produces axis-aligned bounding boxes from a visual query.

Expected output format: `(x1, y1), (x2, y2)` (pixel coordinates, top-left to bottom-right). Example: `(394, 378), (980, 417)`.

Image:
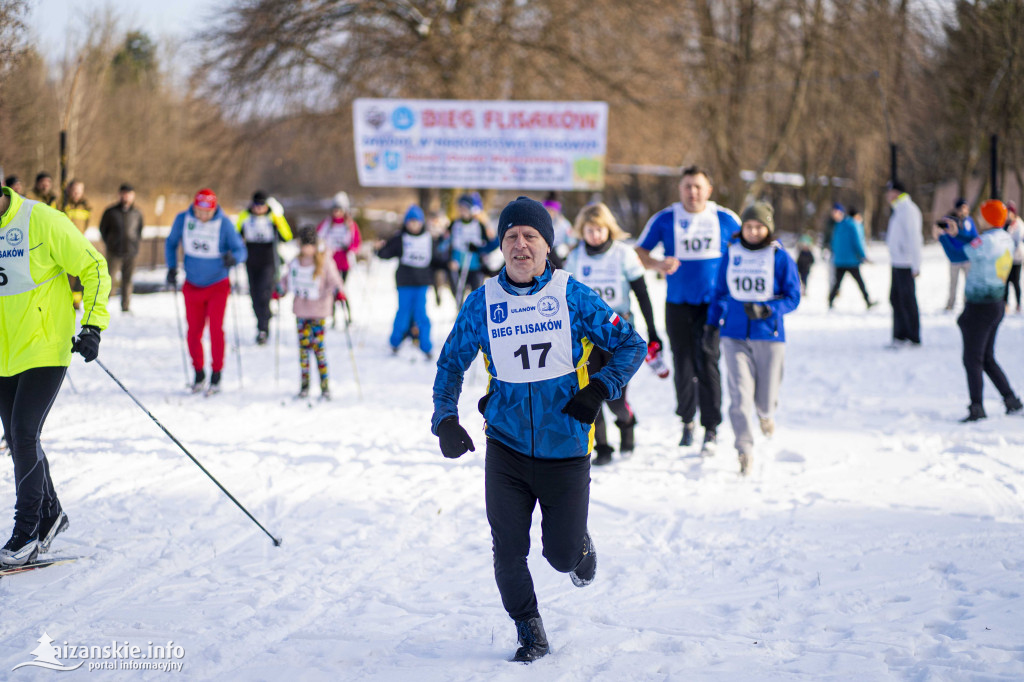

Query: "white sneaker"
(739, 450), (752, 476)
(759, 417), (775, 437)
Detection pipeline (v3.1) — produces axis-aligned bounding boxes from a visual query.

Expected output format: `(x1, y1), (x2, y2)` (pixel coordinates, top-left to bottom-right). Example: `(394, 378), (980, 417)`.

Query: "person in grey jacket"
(884, 180), (923, 346)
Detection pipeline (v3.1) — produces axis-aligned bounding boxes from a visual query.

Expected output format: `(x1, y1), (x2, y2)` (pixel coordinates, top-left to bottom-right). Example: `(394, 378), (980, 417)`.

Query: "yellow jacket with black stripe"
(235, 210), (292, 242)
(0, 187), (111, 376)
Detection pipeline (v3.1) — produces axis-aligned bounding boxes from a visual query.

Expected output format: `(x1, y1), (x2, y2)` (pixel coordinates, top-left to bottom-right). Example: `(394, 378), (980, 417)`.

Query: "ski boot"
(960, 404), (986, 422)
(39, 511), (68, 553)
(701, 429), (717, 457)
(0, 528), (39, 567)
(1005, 394), (1023, 415)
(190, 369), (206, 394)
(679, 421), (694, 447)
(205, 371), (222, 396)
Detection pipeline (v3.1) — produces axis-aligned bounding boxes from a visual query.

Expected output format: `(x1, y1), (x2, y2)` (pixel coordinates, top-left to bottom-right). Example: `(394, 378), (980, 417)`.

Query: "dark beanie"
(740, 201), (775, 235)
(497, 196), (554, 248)
(252, 190), (268, 205)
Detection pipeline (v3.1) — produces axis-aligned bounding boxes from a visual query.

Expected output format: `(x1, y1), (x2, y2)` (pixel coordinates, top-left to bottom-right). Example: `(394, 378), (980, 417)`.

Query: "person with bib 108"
(706, 202), (801, 476)
(274, 226), (344, 400)
(563, 202), (666, 465)
(236, 190), (292, 346)
(165, 189), (247, 395)
(635, 165), (740, 456)
(376, 205), (441, 359)
(0, 182), (110, 566)
(431, 196), (646, 663)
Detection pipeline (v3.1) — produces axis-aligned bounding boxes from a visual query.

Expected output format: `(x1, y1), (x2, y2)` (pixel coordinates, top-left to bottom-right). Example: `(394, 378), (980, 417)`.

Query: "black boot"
(569, 530), (596, 587)
(960, 403), (986, 422)
(679, 421), (694, 447)
(592, 444), (613, 466)
(616, 416), (636, 455)
(191, 369), (206, 394)
(1005, 394), (1023, 415)
(512, 617), (549, 663)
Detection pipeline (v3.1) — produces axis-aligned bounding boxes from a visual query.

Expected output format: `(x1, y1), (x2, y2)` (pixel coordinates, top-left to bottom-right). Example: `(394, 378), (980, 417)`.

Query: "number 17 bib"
(485, 270), (573, 383)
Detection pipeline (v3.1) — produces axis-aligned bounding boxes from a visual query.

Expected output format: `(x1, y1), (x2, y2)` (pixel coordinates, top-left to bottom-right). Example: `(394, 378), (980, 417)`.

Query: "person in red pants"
(165, 189), (247, 394)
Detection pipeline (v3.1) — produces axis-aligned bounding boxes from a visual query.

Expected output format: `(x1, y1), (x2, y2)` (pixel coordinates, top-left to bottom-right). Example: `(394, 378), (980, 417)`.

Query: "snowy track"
(1, 243), (1023, 680)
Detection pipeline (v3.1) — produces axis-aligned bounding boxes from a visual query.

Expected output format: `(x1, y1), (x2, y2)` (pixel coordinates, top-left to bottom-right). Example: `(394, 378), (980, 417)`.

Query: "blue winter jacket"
(830, 217), (867, 268)
(938, 216), (978, 264)
(165, 207), (247, 287)
(431, 264), (646, 459)
(706, 241), (802, 342)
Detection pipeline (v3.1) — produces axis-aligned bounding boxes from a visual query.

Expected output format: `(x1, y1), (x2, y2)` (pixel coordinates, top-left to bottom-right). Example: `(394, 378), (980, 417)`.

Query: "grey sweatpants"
(722, 337), (786, 455)
(947, 261), (970, 309)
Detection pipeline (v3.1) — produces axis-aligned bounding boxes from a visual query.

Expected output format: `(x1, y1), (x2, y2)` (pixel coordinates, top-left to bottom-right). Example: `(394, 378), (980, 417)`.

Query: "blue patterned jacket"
(431, 264), (646, 459)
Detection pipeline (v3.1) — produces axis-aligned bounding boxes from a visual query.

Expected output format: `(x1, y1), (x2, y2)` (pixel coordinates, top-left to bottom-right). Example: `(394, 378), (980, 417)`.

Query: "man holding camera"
(937, 199), (1022, 422)
(935, 198), (978, 312)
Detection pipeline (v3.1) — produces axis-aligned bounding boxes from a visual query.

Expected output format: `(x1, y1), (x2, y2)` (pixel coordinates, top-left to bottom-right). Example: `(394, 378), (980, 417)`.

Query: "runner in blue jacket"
(165, 189), (247, 393)
(431, 196), (645, 663)
(707, 202), (801, 475)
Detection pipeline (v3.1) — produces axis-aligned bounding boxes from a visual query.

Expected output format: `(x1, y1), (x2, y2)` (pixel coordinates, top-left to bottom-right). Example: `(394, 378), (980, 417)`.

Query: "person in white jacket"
(884, 180), (923, 346)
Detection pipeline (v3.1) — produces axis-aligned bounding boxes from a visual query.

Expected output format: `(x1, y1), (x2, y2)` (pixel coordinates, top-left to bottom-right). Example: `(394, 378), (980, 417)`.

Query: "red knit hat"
(193, 188), (218, 211)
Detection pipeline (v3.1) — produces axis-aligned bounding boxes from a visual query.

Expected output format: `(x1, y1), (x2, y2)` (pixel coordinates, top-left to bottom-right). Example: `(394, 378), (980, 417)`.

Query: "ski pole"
(94, 358), (282, 547)
(455, 250), (472, 308)
(171, 283), (191, 387)
(64, 370), (78, 394)
(340, 298), (363, 400)
(230, 266), (244, 389)
(273, 297), (281, 385)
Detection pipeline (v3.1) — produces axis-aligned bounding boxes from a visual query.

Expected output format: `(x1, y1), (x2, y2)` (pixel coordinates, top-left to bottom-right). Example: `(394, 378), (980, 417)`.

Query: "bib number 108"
(732, 276), (766, 293)
(513, 342), (552, 370)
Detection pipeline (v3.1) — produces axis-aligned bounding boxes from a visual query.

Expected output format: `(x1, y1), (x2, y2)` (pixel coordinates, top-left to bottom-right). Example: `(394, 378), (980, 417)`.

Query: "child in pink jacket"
(276, 226), (345, 399)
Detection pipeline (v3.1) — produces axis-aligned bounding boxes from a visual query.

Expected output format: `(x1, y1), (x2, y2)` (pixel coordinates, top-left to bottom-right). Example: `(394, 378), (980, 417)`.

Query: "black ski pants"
(890, 267), (921, 344)
(246, 250), (276, 334)
(485, 439), (590, 623)
(1005, 263), (1021, 307)
(958, 301), (1015, 406)
(665, 302), (722, 429)
(829, 266), (871, 305)
(588, 345), (633, 446)
(0, 367), (66, 537)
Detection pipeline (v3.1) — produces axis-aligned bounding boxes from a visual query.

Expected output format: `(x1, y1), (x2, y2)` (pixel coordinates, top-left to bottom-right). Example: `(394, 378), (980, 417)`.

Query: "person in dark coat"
(98, 184), (145, 312)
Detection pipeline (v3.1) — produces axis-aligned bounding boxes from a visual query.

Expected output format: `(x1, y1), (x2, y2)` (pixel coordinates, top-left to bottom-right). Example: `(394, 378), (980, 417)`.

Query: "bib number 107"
(513, 342), (552, 370)
(679, 237), (713, 253)
(732, 276), (766, 293)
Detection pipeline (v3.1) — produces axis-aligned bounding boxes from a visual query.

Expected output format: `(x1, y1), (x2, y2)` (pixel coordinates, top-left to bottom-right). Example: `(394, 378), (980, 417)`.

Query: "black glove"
(701, 324), (719, 355)
(561, 379), (609, 424)
(72, 325), (101, 362)
(438, 417), (475, 459)
(166, 268), (178, 286)
(222, 252), (237, 267)
(743, 302), (773, 320)
(466, 243), (479, 253)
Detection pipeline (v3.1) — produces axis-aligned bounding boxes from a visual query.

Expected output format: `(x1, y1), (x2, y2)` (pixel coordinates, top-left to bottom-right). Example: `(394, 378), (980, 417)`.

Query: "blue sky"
(29, 0), (214, 53)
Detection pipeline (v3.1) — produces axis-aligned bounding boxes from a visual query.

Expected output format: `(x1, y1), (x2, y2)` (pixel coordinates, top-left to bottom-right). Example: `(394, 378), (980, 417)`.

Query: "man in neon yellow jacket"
(0, 184), (110, 566)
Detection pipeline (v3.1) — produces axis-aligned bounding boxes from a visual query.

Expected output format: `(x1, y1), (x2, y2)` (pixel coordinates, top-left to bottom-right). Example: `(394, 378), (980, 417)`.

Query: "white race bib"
(290, 262), (321, 300)
(672, 203), (722, 261)
(400, 232), (432, 268)
(242, 215), (275, 243)
(726, 243), (775, 302)
(568, 244), (626, 312)
(485, 270), (574, 383)
(451, 219), (485, 253)
(183, 216), (221, 259)
(0, 199), (59, 296)
(323, 222), (351, 251)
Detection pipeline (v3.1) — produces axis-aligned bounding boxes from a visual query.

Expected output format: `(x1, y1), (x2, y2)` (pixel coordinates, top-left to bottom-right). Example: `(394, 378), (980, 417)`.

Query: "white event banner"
(353, 99), (608, 190)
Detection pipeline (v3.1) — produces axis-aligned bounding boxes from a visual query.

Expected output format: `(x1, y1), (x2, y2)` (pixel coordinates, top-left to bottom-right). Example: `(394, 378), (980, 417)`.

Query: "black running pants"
(485, 439), (590, 622)
(665, 302), (722, 428)
(958, 301), (1014, 406)
(0, 367), (66, 537)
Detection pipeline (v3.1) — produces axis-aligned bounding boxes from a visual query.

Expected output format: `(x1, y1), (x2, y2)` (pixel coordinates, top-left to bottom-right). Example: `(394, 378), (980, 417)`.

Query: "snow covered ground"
(2, 241), (1023, 680)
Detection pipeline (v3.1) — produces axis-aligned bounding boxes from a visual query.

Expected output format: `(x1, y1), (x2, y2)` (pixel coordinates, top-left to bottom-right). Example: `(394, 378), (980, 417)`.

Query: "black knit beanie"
(497, 196), (554, 248)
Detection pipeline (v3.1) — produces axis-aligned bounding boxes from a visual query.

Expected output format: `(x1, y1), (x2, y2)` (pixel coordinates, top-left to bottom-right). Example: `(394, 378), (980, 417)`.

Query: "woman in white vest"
(564, 202), (665, 465)
(275, 226), (344, 400)
(705, 202), (801, 475)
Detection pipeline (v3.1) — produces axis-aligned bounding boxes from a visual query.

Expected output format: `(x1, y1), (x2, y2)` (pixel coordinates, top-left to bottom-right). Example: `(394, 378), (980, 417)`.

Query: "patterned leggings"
(297, 318), (329, 391)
